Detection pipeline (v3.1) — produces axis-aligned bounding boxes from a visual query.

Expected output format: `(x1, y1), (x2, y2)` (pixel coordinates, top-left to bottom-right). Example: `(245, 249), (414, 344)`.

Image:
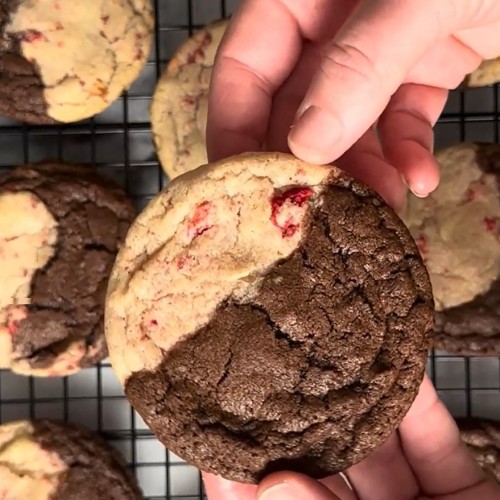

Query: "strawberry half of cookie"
(106, 152), (434, 483)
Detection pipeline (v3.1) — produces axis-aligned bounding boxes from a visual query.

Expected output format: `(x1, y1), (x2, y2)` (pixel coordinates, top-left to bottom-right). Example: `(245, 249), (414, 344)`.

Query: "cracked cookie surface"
(106, 152), (434, 483)
(464, 58), (500, 88)
(151, 19), (228, 179)
(0, 162), (136, 377)
(0, 419), (143, 499)
(457, 418), (500, 484)
(403, 143), (500, 356)
(0, 0), (153, 124)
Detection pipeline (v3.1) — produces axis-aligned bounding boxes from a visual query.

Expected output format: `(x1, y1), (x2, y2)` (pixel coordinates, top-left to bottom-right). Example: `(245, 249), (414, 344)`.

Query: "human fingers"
(206, 0), (299, 161)
(256, 471), (344, 500)
(207, 0), (341, 162)
(398, 375), (494, 497)
(319, 474), (357, 500)
(288, 0), (458, 165)
(202, 472), (257, 500)
(335, 128), (406, 212)
(346, 433), (419, 500)
(405, 36), (482, 88)
(378, 84), (448, 197)
(266, 43), (320, 153)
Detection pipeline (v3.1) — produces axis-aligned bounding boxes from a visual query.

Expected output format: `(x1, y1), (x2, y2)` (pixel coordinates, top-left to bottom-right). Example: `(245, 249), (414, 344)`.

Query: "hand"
(207, 0), (500, 211)
(203, 375), (500, 499)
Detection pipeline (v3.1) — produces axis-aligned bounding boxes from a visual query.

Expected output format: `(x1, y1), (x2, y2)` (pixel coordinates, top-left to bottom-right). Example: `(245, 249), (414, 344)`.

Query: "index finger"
(399, 375), (492, 496)
(206, 0), (301, 161)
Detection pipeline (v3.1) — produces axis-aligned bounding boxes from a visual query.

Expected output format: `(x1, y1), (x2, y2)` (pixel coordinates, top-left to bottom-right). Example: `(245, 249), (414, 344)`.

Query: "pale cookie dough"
(0, 162), (136, 377)
(0, 192), (58, 373)
(0, 0), (153, 124)
(0, 419), (143, 499)
(106, 152), (433, 483)
(403, 142), (500, 356)
(464, 58), (500, 88)
(151, 19), (228, 179)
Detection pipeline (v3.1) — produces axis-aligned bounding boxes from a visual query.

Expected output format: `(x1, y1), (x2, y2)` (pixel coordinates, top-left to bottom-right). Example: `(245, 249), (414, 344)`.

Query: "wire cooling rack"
(0, 1), (499, 499)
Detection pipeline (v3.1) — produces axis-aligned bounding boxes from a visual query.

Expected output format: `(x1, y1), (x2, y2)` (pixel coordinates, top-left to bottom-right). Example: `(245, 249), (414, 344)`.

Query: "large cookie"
(0, 0), (153, 124)
(457, 418), (499, 484)
(151, 19), (228, 179)
(464, 58), (500, 88)
(0, 162), (136, 377)
(403, 143), (500, 356)
(106, 152), (434, 483)
(0, 419), (143, 499)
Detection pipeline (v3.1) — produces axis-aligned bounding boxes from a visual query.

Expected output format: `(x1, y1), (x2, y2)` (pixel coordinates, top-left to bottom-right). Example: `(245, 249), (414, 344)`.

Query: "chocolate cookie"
(457, 418), (500, 484)
(403, 143), (500, 356)
(151, 19), (228, 179)
(0, 0), (153, 124)
(464, 58), (500, 88)
(0, 162), (136, 377)
(0, 419), (143, 499)
(106, 152), (434, 483)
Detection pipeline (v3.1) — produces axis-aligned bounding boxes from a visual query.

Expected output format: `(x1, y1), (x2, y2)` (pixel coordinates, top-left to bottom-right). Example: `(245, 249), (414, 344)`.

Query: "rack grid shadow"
(0, 1), (499, 499)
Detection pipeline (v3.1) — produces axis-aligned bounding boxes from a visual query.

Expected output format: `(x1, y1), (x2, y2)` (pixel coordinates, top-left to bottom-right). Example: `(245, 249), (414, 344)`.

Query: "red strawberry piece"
(484, 217), (497, 233)
(270, 187), (313, 238)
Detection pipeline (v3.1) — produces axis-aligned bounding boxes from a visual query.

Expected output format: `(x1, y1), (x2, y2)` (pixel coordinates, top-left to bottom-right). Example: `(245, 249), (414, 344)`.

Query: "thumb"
(257, 472), (342, 500)
(288, 0), (457, 164)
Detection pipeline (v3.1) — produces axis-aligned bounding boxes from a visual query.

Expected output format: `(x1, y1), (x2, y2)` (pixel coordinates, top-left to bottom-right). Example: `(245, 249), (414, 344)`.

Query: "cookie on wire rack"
(0, 0), (154, 124)
(464, 58), (500, 88)
(151, 19), (229, 179)
(457, 418), (500, 484)
(0, 419), (143, 499)
(106, 152), (433, 483)
(0, 162), (136, 377)
(403, 143), (500, 356)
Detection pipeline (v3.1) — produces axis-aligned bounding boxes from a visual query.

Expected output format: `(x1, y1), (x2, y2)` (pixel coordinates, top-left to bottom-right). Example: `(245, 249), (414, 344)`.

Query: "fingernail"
(411, 189), (429, 198)
(288, 106), (342, 165)
(401, 175), (429, 199)
(410, 181), (430, 198)
(258, 482), (295, 500)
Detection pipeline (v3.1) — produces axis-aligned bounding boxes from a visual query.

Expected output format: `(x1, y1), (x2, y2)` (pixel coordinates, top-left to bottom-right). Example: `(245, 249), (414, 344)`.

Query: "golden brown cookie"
(0, 162), (136, 377)
(464, 58), (500, 88)
(403, 143), (500, 356)
(0, 0), (154, 124)
(457, 418), (499, 484)
(151, 19), (228, 179)
(106, 152), (433, 483)
(0, 419), (143, 499)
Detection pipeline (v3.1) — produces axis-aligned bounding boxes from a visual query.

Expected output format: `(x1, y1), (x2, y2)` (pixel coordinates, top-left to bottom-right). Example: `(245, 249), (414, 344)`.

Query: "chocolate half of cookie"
(106, 152), (434, 483)
(403, 142), (500, 356)
(457, 418), (500, 484)
(0, 162), (136, 377)
(0, 0), (153, 124)
(0, 419), (143, 499)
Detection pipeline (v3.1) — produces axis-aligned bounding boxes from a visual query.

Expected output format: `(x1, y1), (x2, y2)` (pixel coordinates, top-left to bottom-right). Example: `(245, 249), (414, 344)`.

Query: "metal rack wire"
(0, 1), (499, 499)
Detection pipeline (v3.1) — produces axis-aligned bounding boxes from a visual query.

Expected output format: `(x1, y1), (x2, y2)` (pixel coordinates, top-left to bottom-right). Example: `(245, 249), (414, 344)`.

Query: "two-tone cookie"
(0, 419), (143, 499)
(0, 162), (136, 377)
(106, 152), (434, 483)
(403, 143), (500, 356)
(464, 58), (500, 88)
(0, 0), (153, 124)
(151, 19), (228, 179)
(457, 418), (499, 484)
